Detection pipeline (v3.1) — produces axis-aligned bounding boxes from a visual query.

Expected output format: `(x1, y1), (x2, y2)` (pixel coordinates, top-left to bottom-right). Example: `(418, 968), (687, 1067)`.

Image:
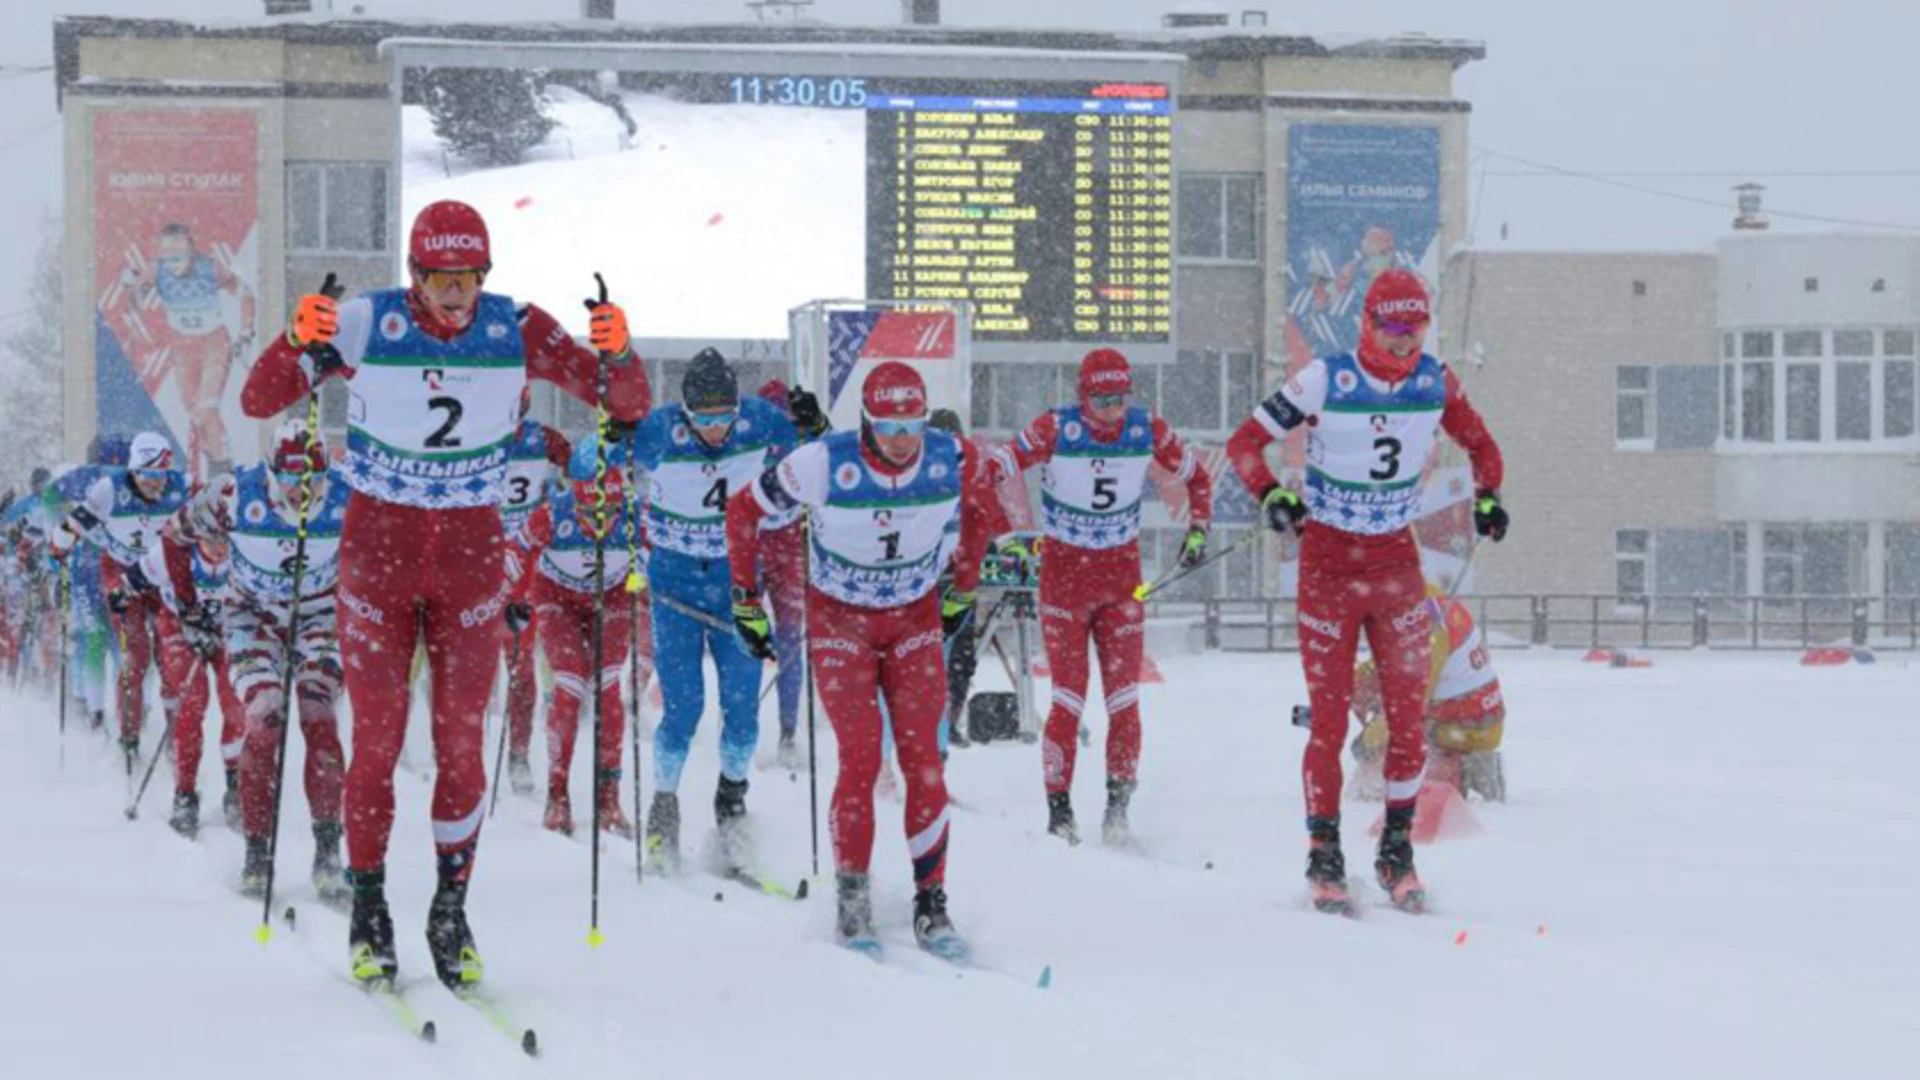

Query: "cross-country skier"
(725, 361), (996, 960)
(629, 349), (797, 872)
(240, 200), (650, 991)
(1348, 581), (1507, 803)
(39, 442), (124, 732)
(1226, 269), (1507, 914)
(160, 418), (350, 900)
(986, 348), (1213, 845)
(138, 525), (243, 838)
(50, 431), (188, 773)
(498, 389), (574, 796)
(510, 434), (641, 838)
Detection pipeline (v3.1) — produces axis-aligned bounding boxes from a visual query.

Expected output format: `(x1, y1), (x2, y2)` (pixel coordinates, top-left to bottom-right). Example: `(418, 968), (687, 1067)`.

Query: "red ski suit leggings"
(157, 607), (244, 796)
(1039, 541), (1146, 796)
(1295, 524), (1431, 822)
(337, 495), (509, 882)
(503, 570), (538, 759)
(532, 575), (637, 792)
(105, 567), (162, 747)
(809, 587), (950, 890)
(226, 595), (344, 840)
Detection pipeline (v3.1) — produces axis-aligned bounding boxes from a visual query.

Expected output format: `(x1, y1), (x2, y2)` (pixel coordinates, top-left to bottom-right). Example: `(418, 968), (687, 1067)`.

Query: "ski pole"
(57, 560), (69, 770)
(486, 623), (524, 819)
(584, 271), (613, 947)
(802, 533), (819, 880)
(1132, 535), (1249, 603)
(257, 272), (339, 946)
(123, 697), (182, 820)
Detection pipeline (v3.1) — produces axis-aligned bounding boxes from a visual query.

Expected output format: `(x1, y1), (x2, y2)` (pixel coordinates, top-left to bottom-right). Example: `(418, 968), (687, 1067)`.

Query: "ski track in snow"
(2, 650), (1916, 1078)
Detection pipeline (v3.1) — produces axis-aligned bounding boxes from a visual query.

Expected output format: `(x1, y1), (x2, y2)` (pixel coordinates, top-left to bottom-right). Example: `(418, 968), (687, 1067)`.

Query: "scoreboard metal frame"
(380, 38), (1182, 367)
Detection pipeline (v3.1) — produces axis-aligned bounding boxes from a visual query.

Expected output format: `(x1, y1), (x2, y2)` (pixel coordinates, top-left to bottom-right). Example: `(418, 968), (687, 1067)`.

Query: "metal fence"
(1184, 594), (1920, 652)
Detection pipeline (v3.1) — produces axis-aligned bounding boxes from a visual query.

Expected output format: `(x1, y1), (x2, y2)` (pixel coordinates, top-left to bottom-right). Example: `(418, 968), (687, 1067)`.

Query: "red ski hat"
(861, 361), (929, 420)
(1365, 269), (1431, 331)
(410, 200), (491, 272)
(1078, 348), (1132, 397)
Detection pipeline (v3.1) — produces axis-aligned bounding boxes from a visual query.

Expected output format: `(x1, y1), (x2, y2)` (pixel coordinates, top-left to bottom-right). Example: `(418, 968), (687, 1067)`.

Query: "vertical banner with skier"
(1278, 123), (1471, 590)
(92, 108), (260, 482)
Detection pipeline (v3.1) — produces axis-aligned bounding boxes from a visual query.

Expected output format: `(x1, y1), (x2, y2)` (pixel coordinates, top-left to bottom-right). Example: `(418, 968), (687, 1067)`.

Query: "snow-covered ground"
(403, 87), (866, 340)
(3, 648), (1916, 1078)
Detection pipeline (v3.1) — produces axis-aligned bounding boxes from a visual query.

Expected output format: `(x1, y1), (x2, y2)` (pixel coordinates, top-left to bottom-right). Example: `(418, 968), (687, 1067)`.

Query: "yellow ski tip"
(254, 924), (272, 946)
(587, 926), (606, 948)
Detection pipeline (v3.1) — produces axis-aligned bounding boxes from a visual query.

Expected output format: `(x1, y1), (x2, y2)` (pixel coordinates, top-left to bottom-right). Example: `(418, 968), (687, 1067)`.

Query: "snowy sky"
(1, 0), (1915, 319)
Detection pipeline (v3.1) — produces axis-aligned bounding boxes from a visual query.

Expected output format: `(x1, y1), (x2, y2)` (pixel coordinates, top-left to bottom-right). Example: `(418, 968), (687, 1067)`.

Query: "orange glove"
(588, 302), (630, 355)
(289, 292), (339, 349)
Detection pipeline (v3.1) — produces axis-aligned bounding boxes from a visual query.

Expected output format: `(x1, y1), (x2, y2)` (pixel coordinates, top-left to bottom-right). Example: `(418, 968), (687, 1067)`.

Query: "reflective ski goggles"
(866, 414), (928, 438)
(686, 407), (738, 429)
(131, 468), (169, 486)
(1372, 317), (1425, 337)
(1089, 392), (1128, 410)
(419, 268), (486, 291)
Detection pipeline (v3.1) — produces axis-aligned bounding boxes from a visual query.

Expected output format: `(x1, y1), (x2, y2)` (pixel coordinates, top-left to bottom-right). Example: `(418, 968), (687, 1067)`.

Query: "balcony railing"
(1179, 594), (1920, 652)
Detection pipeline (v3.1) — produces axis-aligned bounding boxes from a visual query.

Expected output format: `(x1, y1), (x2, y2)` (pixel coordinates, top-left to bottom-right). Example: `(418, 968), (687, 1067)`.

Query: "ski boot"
(121, 737), (139, 776)
(222, 766), (242, 830)
(714, 776), (749, 866)
(168, 791), (200, 840)
(238, 835), (271, 899)
(774, 731), (803, 772)
(312, 821), (348, 906)
(835, 872), (881, 958)
(543, 786), (574, 837)
(507, 752), (535, 797)
(645, 791), (680, 873)
(1102, 777), (1135, 847)
(1046, 791), (1080, 846)
(347, 869), (398, 986)
(424, 880), (483, 993)
(88, 709), (105, 734)
(1305, 817), (1353, 916)
(947, 708), (970, 749)
(598, 769), (634, 839)
(912, 884), (969, 963)
(1376, 804), (1427, 914)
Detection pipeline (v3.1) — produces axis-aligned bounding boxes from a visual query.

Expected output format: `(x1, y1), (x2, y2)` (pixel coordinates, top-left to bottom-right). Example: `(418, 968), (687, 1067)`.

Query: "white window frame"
(287, 161), (389, 256)
(1616, 529), (1650, 601)
(1176, 172), (1260, 265)
(1615, 364), (1653, 449)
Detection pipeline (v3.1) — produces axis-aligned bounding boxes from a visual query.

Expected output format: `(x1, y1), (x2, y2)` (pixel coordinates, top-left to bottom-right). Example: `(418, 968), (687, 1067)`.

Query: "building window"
(1804, 277), (1819, 293)
(1741, 362), (1774, 441)
(1833, 329), (1874, 357)
(1176, 173), (1259, 262)
(1722, 364), (1736, 439)
(1616, 530), (1649, 598)
(1886, 329), (1917, 357)
(1785, 363), (1821, 441)
(1731, 525), (1748, 594)
(288, 162), (388, 254)
(1225, 352), (1260, 424)
(1764, 524), (1867, 596)
(1722, 333), (1735, 359)
(1782, 330), (1823, 357)
(1836, 361), (1872, 441)
(1632, 279), (1647, 297)
(1742, 331), (1774, 358)
(1762, 526), (1797, 595)
(1616, 365), (1651, 444)
(1887, 360), (1916, 438)
(1165, 350), (1224, 430)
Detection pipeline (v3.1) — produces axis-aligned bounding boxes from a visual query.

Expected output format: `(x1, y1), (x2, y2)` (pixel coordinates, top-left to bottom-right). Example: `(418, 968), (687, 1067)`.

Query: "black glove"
(1176, 525), (1208, 569)
(940, 587), (977, 640)
(1260, 485), (1308, 535)
(181, 601), (222, 659)
(504, 601), (532, 635)
(107, 589), (130, 615)
(731, 587), (776, 661)
(789, 387), (829, 439)
(603, 417), (639, 444)
(1474, 490), (1509, 542)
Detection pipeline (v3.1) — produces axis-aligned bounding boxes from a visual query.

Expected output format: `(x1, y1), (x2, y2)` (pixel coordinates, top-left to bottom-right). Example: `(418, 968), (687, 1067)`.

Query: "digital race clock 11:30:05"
(728, 76), (869, 107)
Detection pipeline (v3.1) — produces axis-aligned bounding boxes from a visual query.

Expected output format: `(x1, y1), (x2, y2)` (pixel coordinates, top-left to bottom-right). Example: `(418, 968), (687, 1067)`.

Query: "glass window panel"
(1833, 329), (1874, 357)
(1616, 365), (1651, 391)
(1177, 176), (1223, 259)
(1885, 360), (1916, 438)
(1225, 352), (1258, 422)
(1616, 394), (1647, 441)
(288, 165), (323, 251)
(1617, 529), (1649, 555)
(325, 165), (385, 252)
(1162, 350), (1223, 430)
(1722, 364), (1736, 439)
(1836, 362), (1872, 441)
(1224, 176), (1258, 261)
(1616, 559), (1646, 597)
(1785, 363), (1821, 441)
(1782, 330), (1823, 357)
(1742, 331), (1774, 358)
(1741, 362), (1774, 441)
(992, 363), (1056, 431)
(1885, 329), (1917, 357)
